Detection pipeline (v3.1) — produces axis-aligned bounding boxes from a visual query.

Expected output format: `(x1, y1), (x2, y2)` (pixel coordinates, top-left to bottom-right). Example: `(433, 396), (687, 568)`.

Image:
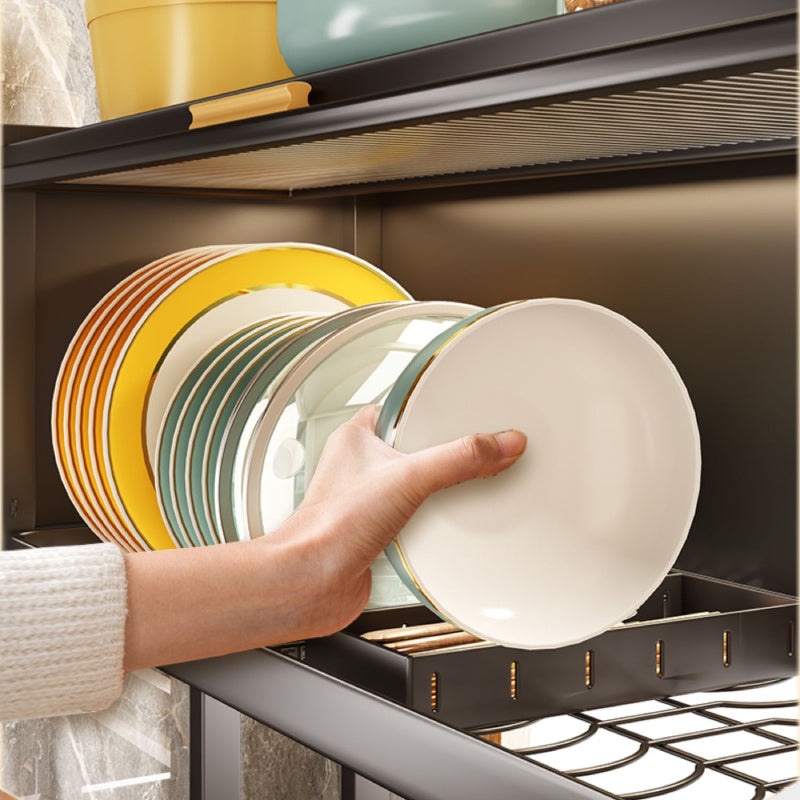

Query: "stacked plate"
(155, 300), (479, 549)
(54, 246), (701, 649)
(52, 243), (413, 552)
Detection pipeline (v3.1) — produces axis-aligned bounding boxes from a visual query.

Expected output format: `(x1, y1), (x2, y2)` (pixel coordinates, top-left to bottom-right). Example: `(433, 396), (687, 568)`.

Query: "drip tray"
(297, 571), (797, 730)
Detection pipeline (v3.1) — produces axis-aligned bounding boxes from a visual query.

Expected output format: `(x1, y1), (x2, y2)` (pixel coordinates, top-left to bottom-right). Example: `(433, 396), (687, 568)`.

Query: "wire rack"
(479, 678), (798, 799)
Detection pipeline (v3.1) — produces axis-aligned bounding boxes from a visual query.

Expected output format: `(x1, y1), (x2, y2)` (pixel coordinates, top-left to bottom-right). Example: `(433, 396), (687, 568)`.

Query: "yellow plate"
(105, 244), (411, 550)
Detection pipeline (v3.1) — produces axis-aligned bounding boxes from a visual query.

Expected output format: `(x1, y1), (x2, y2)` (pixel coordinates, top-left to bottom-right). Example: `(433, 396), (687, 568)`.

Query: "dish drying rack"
(164, 561), (797, 799)
(19, 527), (795, 798)
(4, 0), (797, 796)
(473, 677), (798, 798)
(300, 572), (796, 730)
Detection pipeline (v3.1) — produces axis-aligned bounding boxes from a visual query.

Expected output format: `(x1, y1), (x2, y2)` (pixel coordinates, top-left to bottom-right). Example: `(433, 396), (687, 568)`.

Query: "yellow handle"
(189, 81), (311, 129)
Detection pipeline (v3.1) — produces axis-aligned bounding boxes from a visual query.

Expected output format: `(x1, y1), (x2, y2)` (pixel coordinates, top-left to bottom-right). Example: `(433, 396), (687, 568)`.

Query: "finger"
(347, 404), (381, 431)
(404, 430), (526, 496)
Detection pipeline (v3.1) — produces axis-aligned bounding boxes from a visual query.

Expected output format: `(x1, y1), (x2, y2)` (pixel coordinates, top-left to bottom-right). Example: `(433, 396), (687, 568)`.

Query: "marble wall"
(2, 0), (100, 126)
(0, 670), (367, 800)
(241, 715), (341, 800)
(0, 4), (397, 798)
(1, 670), (190, 800)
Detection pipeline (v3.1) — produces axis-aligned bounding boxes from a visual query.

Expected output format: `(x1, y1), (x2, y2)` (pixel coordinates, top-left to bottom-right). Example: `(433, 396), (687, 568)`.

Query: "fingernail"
(494, 430), (526, 458)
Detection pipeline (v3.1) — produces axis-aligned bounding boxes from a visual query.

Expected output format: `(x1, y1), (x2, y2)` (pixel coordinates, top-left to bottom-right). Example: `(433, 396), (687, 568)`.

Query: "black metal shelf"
(16, 526), (797, 798)
(163, 649), (798, 800)
(163, 648), (612, 800)
(3, 0), (796, 195)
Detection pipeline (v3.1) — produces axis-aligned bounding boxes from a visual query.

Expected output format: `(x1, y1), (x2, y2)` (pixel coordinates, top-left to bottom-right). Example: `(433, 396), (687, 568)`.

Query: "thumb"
(403, 430), (526, 497)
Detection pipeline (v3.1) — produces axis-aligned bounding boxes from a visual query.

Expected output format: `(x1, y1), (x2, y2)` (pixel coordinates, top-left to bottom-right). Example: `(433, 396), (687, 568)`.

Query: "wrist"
(256, 510), (372, 641)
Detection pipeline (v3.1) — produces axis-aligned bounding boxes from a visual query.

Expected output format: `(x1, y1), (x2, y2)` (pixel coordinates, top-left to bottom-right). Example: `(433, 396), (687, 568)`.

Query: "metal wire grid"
(64, 68), (797, 193)
(483, 679), (798, 799)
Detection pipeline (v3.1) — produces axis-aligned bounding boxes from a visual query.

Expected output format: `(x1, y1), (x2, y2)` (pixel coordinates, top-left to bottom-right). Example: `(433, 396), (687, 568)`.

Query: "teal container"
(277, 0), (562, 76)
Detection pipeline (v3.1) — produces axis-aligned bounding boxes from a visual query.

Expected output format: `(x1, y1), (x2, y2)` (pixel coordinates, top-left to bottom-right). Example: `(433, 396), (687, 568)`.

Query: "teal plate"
(171, 316), (318, 546)
(213, 303), (397, 542)
(188, 316), (329, 544)
(156, 316), (303, 546)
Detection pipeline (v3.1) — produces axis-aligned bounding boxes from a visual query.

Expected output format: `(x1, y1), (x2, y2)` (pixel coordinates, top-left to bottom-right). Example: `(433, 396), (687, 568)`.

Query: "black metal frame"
(167, 651), (800, 800)
(3, 2), (797, 797)
(164, 648), (613, 800)
(3, 0), (796, 190)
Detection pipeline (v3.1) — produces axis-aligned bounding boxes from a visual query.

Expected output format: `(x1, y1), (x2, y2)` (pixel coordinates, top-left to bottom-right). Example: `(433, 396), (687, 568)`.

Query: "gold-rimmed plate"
(53, 246), (233, 549)
(378, 299), (701, 649)
(104, 243), (411, 550)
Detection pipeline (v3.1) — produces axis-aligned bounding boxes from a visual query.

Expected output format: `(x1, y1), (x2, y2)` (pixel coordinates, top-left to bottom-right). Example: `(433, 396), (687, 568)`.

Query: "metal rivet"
(510, 661), (518, 700)
(656, 640), (665, 678)
(723, 630), (731, 667)
(430, 673), (439, 712)
(584, 650), (594, 689)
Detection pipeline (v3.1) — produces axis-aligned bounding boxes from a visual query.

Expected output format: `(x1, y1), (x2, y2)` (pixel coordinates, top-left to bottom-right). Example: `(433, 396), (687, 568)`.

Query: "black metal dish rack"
(4, 0), (797, 797)
(302, 572), (796, 730)
(476, 677), (798, 798)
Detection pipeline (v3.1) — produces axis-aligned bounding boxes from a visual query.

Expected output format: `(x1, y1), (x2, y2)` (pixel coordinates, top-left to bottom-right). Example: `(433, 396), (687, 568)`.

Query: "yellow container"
(85, 0), (293, 120)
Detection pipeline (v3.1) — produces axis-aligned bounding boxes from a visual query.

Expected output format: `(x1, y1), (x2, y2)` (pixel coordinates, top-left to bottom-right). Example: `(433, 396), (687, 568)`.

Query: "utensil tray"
(299, 571), (797, 729)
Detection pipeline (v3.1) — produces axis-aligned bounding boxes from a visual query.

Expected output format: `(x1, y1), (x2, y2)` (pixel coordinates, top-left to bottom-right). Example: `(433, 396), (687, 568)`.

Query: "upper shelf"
(4, 0), (797, 196)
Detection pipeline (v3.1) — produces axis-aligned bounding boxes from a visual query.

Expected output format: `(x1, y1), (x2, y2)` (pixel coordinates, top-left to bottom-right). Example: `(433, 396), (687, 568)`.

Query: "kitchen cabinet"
(2, 0), (797, 797)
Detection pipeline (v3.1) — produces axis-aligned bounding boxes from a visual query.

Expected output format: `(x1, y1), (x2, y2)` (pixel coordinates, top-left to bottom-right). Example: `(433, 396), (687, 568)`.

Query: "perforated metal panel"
(64, 68), (797, 193)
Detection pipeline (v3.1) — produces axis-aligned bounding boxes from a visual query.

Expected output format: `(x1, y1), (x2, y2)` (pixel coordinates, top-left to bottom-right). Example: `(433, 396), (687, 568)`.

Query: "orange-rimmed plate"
(82, 248), (236, 547)
(54, 246), (234, 549)
(53, 247), (224, 548)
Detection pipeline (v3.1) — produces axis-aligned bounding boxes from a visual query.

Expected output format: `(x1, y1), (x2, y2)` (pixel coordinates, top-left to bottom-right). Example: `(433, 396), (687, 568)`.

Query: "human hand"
(269, 405), (527, 639)
(124, 407), (525, 670)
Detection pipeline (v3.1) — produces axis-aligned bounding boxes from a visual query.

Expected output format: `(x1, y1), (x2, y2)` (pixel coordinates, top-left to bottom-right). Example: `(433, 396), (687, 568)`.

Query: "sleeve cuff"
(0, 543), (128, 720)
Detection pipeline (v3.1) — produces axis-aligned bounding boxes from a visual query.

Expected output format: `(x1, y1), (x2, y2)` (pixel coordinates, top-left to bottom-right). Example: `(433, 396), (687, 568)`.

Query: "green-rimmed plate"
(197, 304), (392, 543)
(180, 316), (324, 545)
(238, 302), (480, 542)
(377, 298), (701, 649)
(158, 316), (318, 546)
(212, 303), (399, 542)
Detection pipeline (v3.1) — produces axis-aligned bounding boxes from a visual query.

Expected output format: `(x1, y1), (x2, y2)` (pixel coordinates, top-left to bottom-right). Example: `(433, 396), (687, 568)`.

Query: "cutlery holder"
(299, 571), (797, 729)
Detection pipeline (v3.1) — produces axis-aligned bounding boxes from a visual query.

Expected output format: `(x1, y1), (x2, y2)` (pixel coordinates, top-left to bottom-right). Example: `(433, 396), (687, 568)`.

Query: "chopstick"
(361, 621), (462, 643)
(361, 621), (486, 654)
(385, 631), (484, 654)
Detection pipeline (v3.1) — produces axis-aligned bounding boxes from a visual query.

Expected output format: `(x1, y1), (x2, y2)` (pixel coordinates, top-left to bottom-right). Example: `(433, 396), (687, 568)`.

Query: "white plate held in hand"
(379, 299), (701, 650)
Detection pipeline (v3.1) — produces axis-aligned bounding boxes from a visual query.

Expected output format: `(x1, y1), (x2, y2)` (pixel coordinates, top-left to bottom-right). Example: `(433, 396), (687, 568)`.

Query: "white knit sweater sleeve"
(0, 543), (127, 721)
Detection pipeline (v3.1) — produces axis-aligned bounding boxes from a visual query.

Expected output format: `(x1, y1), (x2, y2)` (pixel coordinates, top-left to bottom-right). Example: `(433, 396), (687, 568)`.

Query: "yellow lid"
(86, 0), (275, 26)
